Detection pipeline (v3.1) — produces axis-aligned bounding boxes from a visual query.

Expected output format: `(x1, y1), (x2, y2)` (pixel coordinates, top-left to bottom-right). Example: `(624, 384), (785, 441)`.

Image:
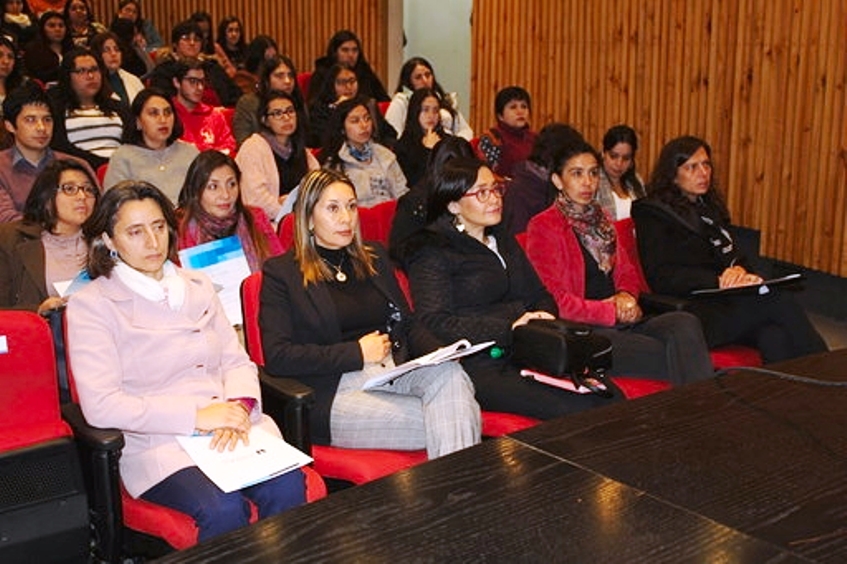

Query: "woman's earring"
(453, 214), (465, 233)
(109, 249), (118, 260)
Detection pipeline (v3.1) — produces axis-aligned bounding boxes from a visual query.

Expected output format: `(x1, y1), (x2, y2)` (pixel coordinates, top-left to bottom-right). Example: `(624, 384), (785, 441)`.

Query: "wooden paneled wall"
(88, 0), (389, 81)
(472, 0), (847, 276)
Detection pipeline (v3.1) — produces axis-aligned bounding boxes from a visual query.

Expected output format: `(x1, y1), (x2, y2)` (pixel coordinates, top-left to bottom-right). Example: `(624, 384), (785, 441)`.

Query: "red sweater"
(525, 206), (641, 327)
(173, 98), (236, 156)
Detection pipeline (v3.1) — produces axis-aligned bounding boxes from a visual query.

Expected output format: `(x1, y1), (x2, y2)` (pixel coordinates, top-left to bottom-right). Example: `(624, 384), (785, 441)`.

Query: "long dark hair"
(601, 124), (645, 197)
(400, 88), (444, 145)
(36, 10), (73, 51)
(312, 63), (354, 106)
(0, 36), (25, 92)
(177, 150), (271, 263)
(23, 159), (100, 232)
(242, 34), (277, 75)
(215, 16), (245, 54)
(257, 55), (305, 111)
(647, 135), (729, 221)
(395, 57), (455, 119)
(122, 87), (183, 147)
(58, 47), (117, 114)
(85, 181), (178, 278)
(320, 96), (372, 168)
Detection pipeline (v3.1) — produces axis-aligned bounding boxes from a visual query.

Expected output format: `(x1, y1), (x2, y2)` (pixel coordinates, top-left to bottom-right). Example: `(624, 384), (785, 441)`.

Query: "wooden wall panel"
(88, 0), (389, 82)
(471, 0), (847, 276)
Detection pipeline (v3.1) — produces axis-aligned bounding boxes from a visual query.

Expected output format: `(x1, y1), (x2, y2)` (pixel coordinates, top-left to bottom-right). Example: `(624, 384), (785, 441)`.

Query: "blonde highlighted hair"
(294, 169), (377, 285)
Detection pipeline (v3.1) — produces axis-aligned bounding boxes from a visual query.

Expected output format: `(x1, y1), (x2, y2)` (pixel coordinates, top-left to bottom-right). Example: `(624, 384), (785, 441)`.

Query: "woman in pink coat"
(525, 140), (713, 386)
(67, 181), (305, 541)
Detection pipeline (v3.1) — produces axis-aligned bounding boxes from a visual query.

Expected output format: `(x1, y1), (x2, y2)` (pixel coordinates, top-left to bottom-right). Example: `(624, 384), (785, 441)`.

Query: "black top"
(579, 237), (615, 300)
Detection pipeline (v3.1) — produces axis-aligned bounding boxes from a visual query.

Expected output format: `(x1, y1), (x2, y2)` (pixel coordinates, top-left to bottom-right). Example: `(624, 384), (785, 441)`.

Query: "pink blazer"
(525, 206), (641, 327)
(67, 267), (269, 498)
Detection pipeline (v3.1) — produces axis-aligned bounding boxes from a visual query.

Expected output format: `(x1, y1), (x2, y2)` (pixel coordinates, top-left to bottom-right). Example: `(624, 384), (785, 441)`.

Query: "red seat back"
(297, 72), (312, 99)
(241, 271), (266, 366)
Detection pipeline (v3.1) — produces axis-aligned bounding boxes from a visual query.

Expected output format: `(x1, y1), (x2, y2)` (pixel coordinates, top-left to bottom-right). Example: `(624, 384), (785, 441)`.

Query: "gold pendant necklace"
(323, 256), (347, 282)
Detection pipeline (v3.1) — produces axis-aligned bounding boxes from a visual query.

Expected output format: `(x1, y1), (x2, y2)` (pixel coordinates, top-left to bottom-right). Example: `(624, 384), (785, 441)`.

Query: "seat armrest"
(638, 292), (690, 314)
(260, 369), (315, 454)
(61, 402), (124, 452)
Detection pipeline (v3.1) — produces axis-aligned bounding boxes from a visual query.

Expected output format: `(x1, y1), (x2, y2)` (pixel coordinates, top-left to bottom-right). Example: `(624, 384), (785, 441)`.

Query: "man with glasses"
(0, 83), (97, 223)
(148, 20), (241, 107)
(171, 58), (235, 155)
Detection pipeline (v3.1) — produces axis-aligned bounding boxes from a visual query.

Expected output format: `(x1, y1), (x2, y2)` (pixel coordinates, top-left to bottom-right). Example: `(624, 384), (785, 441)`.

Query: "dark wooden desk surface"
(159, 350), (847, 563)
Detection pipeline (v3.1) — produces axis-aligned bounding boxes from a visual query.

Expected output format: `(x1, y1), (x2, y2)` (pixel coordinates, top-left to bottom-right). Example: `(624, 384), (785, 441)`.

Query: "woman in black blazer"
(259, 168), (480, 457)
(631, 135), (826, 362)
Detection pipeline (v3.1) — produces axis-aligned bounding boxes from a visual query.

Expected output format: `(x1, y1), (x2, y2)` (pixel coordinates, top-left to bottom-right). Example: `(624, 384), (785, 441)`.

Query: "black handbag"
(512, 319), (614, 397)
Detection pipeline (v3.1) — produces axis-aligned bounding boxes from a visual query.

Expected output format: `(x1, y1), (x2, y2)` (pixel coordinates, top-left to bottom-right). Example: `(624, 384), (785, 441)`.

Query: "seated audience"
(216, 16), (246, 70)
(525, 140), (713, 385)
(0, 158), (100, 311)
(177, 150), (281, 272)
(385, 57), (472, 140)
(233, 54), (304, 147)
(394, 88), (446, 187)
(1, 83), (96, 222)
(104, 88), (198, 201)
(232, 34), (278, 96)
(188, 11), (215, 56)
(67, 181), (307, 542)
(502, 122), (585, 235)
(389, 136), (474, 265)
(48, 47), (130, 170)
(404, 157), (623, 419)
(308, 29), (389, 105)
(23, 10), (73, 85)
(307, 62), (396, 149)
(63, 0), (104, 47)
(171, 57), (236, 155)
(477, 86), (536, 179)
(260, 168), (481, 456)
(235, 90), (318, 224)
(147, 19), (241, 107)
(90, 31), (144, 106)
(1, 0), (37, 47)
(596, 125), (646, 220)
(0, 35), (27, 128)
(632, 136), (827, 362)
(107, 16), (154, 77)
(112, 0), (163, 53)
(320, 96), (407, 208)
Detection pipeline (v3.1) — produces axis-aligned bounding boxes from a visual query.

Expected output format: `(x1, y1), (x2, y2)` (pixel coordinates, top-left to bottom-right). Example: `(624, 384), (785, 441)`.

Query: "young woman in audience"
(320, 97), (407, 208)
(112, 0), (163, 52)
(0, 159), (100, 312)
(63, 0), (104, 47)
(67, 181), (307, 543)
(216, 16), (246, 70)
(90, 31), (144, 106)
(307, 62), (396, 149)
(596, 125), (646, 220)
(49, 46), (131, 170)
(233, 54), (305, 147)
(0, 0), (37, 47)
(389, 136), (474, 265)
(107, 15), (153, 78)
(385, 57), (472, 140)
(0, 36), (25, 110)
(632, 135), (827, 362)
(308, 29), (389, 105)
(404, 157), (622, 419)
(524, 140), (713, 386)
(177, 150), (282, 273)
(502, 123), (585, 235)
(23, 10), (73, 85)
(104, 88), (199, 201)
(235, 90), (318, 224)
(259, 168), (481, 457)
(394, 88), (445, 187)
(477, 86), (536, 179)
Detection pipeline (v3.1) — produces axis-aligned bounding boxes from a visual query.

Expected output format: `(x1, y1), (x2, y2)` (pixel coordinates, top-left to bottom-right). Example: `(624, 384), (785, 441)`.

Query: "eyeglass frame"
(69, 65), (101, 77)
(266, 107), (297, 120)
(57, 183), (98, 198)
(461, 183), (506, 203)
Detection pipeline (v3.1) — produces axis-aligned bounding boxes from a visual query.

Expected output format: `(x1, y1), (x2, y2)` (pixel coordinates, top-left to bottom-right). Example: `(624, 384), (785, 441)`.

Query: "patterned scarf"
(347, 141), (373, 162)
(556, 194), (616, 273)
(185, 207), (262, 272)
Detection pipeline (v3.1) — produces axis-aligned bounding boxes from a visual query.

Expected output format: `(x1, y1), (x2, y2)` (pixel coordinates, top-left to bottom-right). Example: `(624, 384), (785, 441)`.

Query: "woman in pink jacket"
(525, 140), (713, 386)
(67, 181), (305, 541)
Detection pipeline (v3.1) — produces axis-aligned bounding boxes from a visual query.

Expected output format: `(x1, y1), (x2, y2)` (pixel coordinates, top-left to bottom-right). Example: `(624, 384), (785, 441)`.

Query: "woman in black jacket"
(631, 135), (826, 362)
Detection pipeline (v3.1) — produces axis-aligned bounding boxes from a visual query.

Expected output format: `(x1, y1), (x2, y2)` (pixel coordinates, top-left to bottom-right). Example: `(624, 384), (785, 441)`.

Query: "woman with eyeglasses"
(405, 157), (622, 419)
(525, 140), (713, 386)
(632, 136), (827, 362)
(104, 88), (199, 202)
(48, 46), (131, 170)
(23, 10), (74, 85)
(235, 89), (318, 224)
(320, 96), (406, 208)
(0, 159), (100, 312)
(177, 150), (282, 273)
(307, 63), (396, 149)
(260, 168), (480, 458)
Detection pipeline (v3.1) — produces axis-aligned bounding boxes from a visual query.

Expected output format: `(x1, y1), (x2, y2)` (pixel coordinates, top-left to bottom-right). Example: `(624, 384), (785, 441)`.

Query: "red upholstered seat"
(296, 72), (312, 100)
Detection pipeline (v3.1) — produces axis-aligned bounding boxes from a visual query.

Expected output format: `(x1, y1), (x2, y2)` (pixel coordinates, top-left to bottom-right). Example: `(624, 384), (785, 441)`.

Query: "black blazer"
(259, 243), (436, 444)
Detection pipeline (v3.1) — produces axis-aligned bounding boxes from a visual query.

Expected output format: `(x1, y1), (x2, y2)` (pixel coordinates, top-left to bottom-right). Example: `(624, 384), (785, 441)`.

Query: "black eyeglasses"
(266, 107), (296, 120)
(70, 66), (100, 76)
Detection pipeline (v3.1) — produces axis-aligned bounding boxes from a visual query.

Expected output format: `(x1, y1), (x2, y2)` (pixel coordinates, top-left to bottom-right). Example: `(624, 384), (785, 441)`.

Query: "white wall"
(401, 0), (473, 128)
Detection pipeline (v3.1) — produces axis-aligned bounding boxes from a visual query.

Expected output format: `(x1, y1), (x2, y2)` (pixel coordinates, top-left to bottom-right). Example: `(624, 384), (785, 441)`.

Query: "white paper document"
(176, 427), (313, 493)
(178, 235), (251, 326)
(362, 339), (495, 390)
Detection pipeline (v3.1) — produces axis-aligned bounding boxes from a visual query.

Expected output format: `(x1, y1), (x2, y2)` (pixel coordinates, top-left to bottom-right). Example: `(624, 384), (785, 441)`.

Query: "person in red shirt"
(171, 58), (235, 155)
